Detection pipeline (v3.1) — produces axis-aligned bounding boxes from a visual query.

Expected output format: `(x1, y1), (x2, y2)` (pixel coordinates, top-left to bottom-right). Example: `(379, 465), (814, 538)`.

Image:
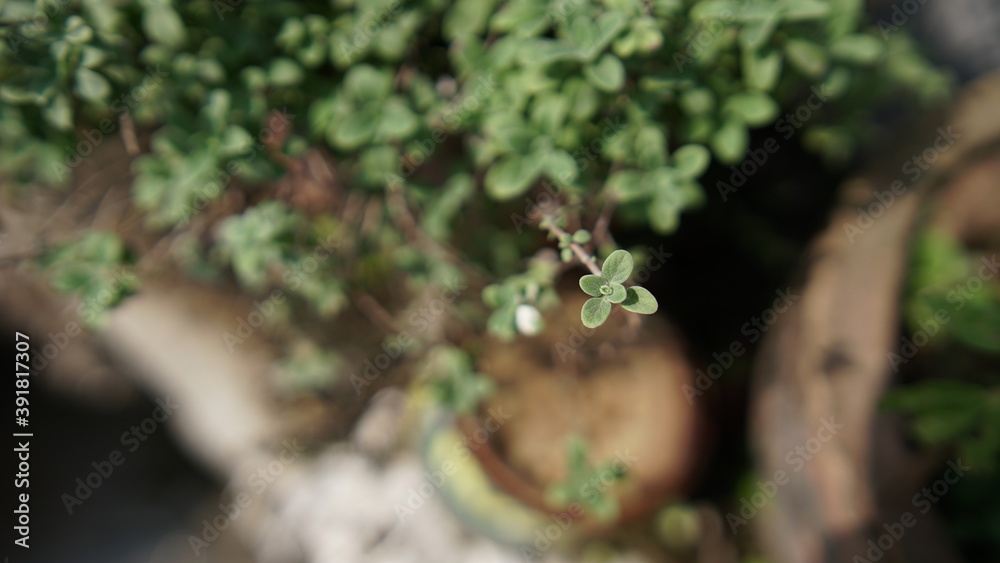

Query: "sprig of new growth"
(540, 217), (658, 329)
(579, 250), (658, 328)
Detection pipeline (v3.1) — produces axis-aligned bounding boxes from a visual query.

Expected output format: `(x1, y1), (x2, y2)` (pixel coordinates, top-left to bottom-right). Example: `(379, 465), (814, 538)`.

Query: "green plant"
(545, 435), (627, 520)
(579, 249), (658, 327)
(883, 229), (1000, 473)
(0, 0), (949, 397)
(905, 230), (1000, 354)
(37, 231), (138, 326)
(883, 380), (1000, 472)
(420, 345), (496, 414)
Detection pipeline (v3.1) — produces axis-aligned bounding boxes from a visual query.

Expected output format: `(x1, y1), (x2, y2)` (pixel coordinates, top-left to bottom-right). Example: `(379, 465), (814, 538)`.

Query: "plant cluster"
(885, 230), (1000, 472)
(1, 0), (948, 387)
(545, 435), (627, 521)
(579, 249), (657, 327)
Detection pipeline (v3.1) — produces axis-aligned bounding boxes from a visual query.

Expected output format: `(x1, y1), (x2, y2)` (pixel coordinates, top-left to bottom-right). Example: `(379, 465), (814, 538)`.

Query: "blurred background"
(1, 1), (999, 562)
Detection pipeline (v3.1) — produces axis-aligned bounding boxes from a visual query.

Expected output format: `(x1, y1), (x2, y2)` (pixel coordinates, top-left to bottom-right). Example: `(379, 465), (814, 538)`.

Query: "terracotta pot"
(460, 291), (707, 533)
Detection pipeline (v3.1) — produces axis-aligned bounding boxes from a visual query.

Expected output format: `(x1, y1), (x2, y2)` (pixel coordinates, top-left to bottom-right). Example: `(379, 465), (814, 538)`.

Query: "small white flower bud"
(515, 304), (543, 336)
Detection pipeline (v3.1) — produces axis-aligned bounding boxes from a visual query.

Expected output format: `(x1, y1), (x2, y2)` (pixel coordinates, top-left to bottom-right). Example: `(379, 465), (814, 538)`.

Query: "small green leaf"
(344, 64), (393, 100)
(569, 15), (597, 52)
(143, 4), (186, 48)
(518, 39), (583, 65)
(572, 230), (591, 244)
(725, 91), (779, 126)
(739, 14), (779, 50)
(821, 66), (852, 98)
(742, 48), (783, 92)
(276, 18), (306, 49)
(711, 117), (748, 164)
(785, 39), (828, 77)
(74, 67), (111, 103)
(621, 286), (658, 314)
(607, 283), (627, 304)
(561, 248), (574, 262)
(531, 92), (570, 135)
(606, 169), (649, 202)
(43, 93), (73, 131)
(680, 88), (715, 116)
(484, 153), (543, 200)
(912, 409), (983, 444)
(582, 297), (612, 328)
(690, 1), (740, 20)
(268, 58), (304, 86)
(781, 0), (830, 20)
(601, 249), (633, 283)
(64, 16), (94, 44)
(542, 148), (578, 183)
(649, 187), (683, 233)
(829, 34), (885, 65)
(482, 284), (505, 308)
(672, 144), (710, 179)
(487, 303), (518, 341)
(377, 100), (419, 140)
(331, 111), (376, 149)
(584, 54), (625, 92)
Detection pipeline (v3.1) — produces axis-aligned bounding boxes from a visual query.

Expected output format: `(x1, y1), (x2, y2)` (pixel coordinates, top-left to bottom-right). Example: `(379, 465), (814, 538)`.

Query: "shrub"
(1, 0), (949, 378)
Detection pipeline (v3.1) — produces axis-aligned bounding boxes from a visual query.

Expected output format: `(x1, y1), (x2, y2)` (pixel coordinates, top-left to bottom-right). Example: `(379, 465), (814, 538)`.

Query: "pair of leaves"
(579, 250), (658, 328)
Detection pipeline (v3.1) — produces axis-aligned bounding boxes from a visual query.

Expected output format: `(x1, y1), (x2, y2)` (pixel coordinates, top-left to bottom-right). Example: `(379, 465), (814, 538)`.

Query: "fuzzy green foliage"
(885, 230), (1000, 473)
(0, 0), (948, 343)
(545, 435), (627, 520)
(36, 231), (138, 326)
(420, 345), (496, 414)
(905, 230), (1000, 354)
(580, 249), (657, 327)
(883, 381), (1000, 472)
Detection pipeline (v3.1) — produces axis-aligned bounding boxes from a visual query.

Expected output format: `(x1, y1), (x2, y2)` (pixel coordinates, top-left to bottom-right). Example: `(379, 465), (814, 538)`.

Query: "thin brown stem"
(541, 219), (602, 276)
(385, 188), (491, 285)
(355, 291), (403, 335)
(119, 113), (141, 156)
